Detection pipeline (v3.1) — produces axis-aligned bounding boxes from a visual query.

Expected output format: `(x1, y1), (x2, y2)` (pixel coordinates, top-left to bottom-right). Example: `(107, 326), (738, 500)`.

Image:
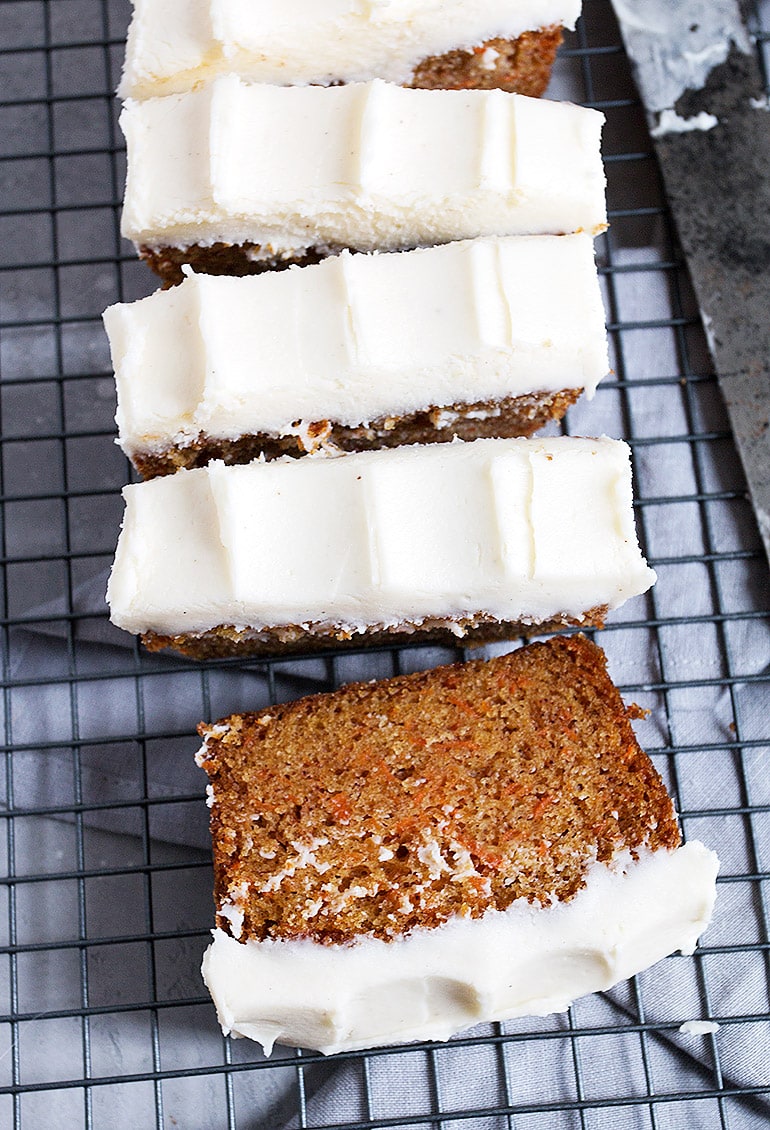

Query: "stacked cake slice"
(119, 0), (582, 98)
(105, 234), (608, 475)
(198, 636), (718, 1055)
(120, 77), (607, 282)
(105, 0), (717, 1057)
(107, 437), (656, 659)
(107, 10), (626, 654)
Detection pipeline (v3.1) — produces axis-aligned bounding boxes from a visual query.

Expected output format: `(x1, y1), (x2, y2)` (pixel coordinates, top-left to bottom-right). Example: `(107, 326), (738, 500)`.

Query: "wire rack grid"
(0, 1), (769, 1127)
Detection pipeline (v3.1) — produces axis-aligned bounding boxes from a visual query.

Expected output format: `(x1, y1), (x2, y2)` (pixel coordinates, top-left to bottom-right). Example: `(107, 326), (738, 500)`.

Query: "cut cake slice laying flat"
(197, 634), (718, 1055)
(119, 0), (580, 99)
(106, 436), (656, 660)
(104, 234), (609, 477)
(120, 78), (606, 285)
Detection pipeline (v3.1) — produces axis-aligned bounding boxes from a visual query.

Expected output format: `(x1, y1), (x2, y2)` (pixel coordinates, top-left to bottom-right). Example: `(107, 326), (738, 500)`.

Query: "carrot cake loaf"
(197, 634), (719, 1054)
(106, 436), (656, 659)
(104, 234), (609, 477)
(119, 0), (581, 100)
(120, 78), (607, 285)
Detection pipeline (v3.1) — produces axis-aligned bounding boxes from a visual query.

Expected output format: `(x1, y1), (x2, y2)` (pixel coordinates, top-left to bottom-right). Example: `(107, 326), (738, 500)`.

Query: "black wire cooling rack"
(1, 1), (770, 1127)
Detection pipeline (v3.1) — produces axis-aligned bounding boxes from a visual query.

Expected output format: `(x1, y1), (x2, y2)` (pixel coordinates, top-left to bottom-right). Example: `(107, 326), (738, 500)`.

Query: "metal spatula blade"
(611, 0), (770, 565)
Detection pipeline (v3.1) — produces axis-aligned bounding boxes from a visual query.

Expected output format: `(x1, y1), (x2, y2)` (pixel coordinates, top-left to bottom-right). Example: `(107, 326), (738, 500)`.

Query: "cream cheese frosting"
(120, 77), (607, 255)
(201, 841), (719, 1055)
(106, 436), (656, 639)
(103, 234), (609, 457)
(119, 0), (581, 99)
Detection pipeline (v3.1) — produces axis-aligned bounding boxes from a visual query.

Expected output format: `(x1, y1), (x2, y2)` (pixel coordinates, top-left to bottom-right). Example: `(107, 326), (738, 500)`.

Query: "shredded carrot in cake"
(198, 635), (680, 945)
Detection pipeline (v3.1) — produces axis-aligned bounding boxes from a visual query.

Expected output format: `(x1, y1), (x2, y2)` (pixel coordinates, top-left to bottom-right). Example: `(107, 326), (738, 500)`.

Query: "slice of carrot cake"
(119, 0), (581, 100)
(197, 634), (719, 1055)
(120, 78), (607, 285)
(106, 436), (656, 660)
(104, 234), (609, 477)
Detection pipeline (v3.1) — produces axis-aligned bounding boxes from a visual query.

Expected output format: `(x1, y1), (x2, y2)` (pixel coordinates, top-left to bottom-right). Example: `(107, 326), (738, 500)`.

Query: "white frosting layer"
(119, 0), (581, 98)
(120, 77), (607, 254)
(107, 436), (656, 638)
(104, 234), (608, 455)
(201, 841), (719, 1055)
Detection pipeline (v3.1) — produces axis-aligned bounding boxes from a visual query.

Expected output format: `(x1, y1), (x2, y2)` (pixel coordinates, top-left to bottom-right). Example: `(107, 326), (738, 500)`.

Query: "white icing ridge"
(119, 0), (581, 98)
(103, 234), (609, 456)
(106, 436), (657, 639)
(120, 77), (607, 255)
(201, 841), (719, 1055)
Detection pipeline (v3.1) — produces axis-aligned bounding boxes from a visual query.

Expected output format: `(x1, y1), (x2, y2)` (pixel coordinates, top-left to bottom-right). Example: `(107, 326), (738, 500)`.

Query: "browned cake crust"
(143, 607), (610, 661)
(140, 242), (328, 289)
(197, 634), (680, 946)
(131, 389), (582, 478)
(410, 28), (563, 95)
